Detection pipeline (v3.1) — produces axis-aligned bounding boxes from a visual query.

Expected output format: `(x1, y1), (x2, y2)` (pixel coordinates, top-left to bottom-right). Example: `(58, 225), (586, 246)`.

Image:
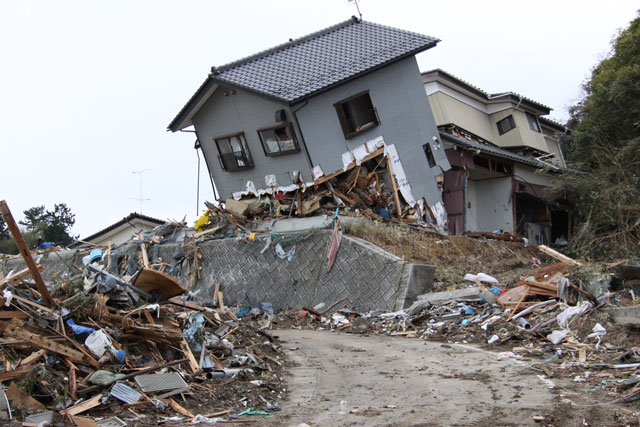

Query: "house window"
(497, 115), (516, 135)
(423, 143), (436, 168)
(526, 112), (541, 133)
(257, 123), (299, 156)
(334, 91), (380, 139)
(214, 132), (254, 171)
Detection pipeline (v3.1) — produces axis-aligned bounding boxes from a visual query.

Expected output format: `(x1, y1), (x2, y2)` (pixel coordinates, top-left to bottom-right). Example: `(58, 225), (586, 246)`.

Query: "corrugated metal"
(134, 373), (189, 394)
(110, 382), (141, 404)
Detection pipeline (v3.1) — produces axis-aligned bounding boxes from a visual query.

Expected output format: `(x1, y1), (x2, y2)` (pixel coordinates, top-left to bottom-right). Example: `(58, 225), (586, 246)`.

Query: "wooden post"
(386, 156), (403, 219)
(0, 200), (55, 307)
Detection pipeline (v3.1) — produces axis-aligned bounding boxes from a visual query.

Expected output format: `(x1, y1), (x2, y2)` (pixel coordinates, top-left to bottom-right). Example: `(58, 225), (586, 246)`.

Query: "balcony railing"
(344, 108), (380, 139)
(218, 151), (254, 171)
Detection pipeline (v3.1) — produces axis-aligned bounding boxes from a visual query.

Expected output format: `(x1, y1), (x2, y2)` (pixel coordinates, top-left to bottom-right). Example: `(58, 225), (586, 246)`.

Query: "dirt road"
(261, 329), (593, 426)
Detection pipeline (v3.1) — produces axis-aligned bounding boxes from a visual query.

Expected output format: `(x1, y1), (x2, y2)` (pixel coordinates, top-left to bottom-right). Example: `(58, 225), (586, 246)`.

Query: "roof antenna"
(131, 169), (151, 215)
(348, 0), (362, 20)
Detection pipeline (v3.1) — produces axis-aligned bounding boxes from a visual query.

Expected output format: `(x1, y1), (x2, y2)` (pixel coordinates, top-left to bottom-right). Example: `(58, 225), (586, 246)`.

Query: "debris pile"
(194, 146), (444, 234)
(0, 201), (287, 426)
(280, 245), (640, 405)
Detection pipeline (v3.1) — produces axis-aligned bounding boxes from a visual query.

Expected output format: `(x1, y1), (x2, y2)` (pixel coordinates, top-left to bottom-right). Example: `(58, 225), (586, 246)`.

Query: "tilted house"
(169, 17), (451, 226)
(422, 69), (569, 244)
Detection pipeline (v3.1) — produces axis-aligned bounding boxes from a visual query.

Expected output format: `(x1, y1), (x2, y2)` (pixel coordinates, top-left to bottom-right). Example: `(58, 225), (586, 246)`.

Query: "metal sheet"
(97, 416), (127, 427)
(25, 411), (54, 424)
(110, 382), (141, 404)
(134, 372), (188, 394)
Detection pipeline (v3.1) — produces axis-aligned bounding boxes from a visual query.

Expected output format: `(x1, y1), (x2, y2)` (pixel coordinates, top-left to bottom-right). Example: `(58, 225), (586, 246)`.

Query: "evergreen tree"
(555, 14), (640, 258)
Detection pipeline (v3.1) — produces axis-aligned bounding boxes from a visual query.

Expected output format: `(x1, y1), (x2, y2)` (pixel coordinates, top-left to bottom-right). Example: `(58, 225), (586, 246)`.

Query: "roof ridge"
(212, 16), (360, 75)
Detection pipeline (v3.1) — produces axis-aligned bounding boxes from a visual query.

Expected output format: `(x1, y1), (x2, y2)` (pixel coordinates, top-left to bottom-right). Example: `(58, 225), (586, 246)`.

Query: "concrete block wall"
(2, 231), (434, 312)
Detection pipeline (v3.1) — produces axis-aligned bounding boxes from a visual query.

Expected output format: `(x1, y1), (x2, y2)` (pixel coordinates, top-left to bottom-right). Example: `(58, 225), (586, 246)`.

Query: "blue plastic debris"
(66, 319), (96, 335)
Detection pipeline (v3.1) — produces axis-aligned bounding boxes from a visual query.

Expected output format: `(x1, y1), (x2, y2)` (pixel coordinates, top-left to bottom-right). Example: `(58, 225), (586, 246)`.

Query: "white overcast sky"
(1, 1), (637, 238)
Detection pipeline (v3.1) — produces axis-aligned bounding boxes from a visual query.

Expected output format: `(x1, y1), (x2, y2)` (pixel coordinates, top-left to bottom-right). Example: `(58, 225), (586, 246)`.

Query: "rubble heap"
(279, 246), (640, 406)
(0, 201), (287, 426)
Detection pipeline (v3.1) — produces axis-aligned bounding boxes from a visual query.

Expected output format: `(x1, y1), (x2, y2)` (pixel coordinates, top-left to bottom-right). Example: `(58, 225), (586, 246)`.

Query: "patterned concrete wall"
(2, 231), (434, 312)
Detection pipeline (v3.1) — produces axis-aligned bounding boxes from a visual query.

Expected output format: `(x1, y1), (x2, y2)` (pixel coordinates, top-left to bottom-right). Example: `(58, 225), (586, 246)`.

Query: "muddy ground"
(259, 329), (637, 427)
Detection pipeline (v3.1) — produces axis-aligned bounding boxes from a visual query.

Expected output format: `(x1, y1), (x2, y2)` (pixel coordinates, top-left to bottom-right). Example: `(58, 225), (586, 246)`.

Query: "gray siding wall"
(193, 57), (450, 206)
(295, 57), (449, 206)
(193, 87), (312, 199)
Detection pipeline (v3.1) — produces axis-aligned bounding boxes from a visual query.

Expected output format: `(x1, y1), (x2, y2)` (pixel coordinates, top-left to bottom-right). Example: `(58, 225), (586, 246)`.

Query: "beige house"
(422, 70), (569, 244)
(70, 213), (165, 248)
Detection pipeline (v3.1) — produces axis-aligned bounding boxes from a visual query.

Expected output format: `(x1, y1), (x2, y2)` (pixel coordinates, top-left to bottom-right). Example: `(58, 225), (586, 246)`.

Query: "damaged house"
(422, 69), (569, 244)
(168, 17), (451, 226)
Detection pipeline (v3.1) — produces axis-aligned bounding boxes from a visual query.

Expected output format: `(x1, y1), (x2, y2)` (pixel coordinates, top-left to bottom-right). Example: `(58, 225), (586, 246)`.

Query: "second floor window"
(334, 91), (380, 139)
(215, 132), (254, 171)
(526, 112), (541, 133)
(258, 123), (300, 156)
(497, 115), (516, 135)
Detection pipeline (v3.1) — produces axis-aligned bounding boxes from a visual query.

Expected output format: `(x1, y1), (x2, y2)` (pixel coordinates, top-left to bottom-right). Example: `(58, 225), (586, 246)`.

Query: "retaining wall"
(2, 231), (434, 312)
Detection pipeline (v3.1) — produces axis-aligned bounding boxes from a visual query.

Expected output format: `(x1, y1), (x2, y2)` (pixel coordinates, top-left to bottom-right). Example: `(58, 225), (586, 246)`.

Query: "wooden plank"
(12, 294), (54, 313)
(386, 155), (403, 219)
(314, 147), (385, 185)
(179, 339), (200, 374)
(140, 243), (150, 268)
(161, 398), (194, 418)
(213, 283), (220, 301)
(0, 363), (43, 381)
(218, 291), (225, 312)
(61, 393), (103, 416)
(506, 286), (529, 321)
(0, 265), (45, 291)
(19, 349), (46, 366)
(0, 200), (55, 306)
(0, 311), (28, 319)
(537, 245), (583, 266)
(0, 321), (92, 365)
(296, 189), (304, 217)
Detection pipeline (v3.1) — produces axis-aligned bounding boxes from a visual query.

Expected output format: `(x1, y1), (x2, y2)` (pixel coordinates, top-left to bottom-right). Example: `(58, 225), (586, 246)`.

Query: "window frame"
(257, 122), (300, 156)
(214, 132), (254, 172)
(423, 143), (436, 168)
(525, 112), (541, 133)
(496, 115), (516, 135)
(334, 91), (381, 140)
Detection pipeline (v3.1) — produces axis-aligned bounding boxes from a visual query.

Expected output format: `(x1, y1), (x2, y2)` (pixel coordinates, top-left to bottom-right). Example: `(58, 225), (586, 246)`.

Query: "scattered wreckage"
(279, 246), (640, 407)
(0, 201), (286, 425)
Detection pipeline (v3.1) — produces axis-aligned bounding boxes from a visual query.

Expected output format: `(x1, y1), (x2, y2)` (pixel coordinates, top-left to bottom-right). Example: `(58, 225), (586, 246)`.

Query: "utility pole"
(131, 169), (151, 214)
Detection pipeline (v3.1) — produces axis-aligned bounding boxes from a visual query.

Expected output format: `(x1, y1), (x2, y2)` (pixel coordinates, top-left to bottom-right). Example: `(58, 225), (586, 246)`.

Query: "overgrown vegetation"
(553, 14), (640, 259)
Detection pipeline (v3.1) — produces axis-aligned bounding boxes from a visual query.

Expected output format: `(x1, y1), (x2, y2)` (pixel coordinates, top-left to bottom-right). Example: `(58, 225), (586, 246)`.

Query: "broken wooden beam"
(537, 245), (583, 266)
(0, 265), (45, 291)
(0, 321), (93, 365)
(0, 200), (55, 306)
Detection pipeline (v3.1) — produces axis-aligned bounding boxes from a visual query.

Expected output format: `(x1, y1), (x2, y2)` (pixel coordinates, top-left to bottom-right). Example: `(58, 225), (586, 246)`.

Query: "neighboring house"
(422, 69), (569, 244)
(70, 213), (165, 248)
(169, 17), (451, 226)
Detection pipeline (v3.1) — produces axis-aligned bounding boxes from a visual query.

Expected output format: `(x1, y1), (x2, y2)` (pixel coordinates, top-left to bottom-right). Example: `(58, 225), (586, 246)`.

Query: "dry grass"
(343, 218), (542, 290)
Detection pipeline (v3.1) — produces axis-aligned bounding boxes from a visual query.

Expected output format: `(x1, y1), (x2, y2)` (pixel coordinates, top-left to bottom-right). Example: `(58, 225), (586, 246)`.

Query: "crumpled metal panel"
(110, 382), (141, 404)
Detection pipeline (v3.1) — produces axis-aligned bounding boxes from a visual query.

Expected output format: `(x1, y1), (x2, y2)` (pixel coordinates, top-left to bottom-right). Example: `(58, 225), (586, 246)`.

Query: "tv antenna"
(348, 0), (362, 20)
(131, 169), (151, 214)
